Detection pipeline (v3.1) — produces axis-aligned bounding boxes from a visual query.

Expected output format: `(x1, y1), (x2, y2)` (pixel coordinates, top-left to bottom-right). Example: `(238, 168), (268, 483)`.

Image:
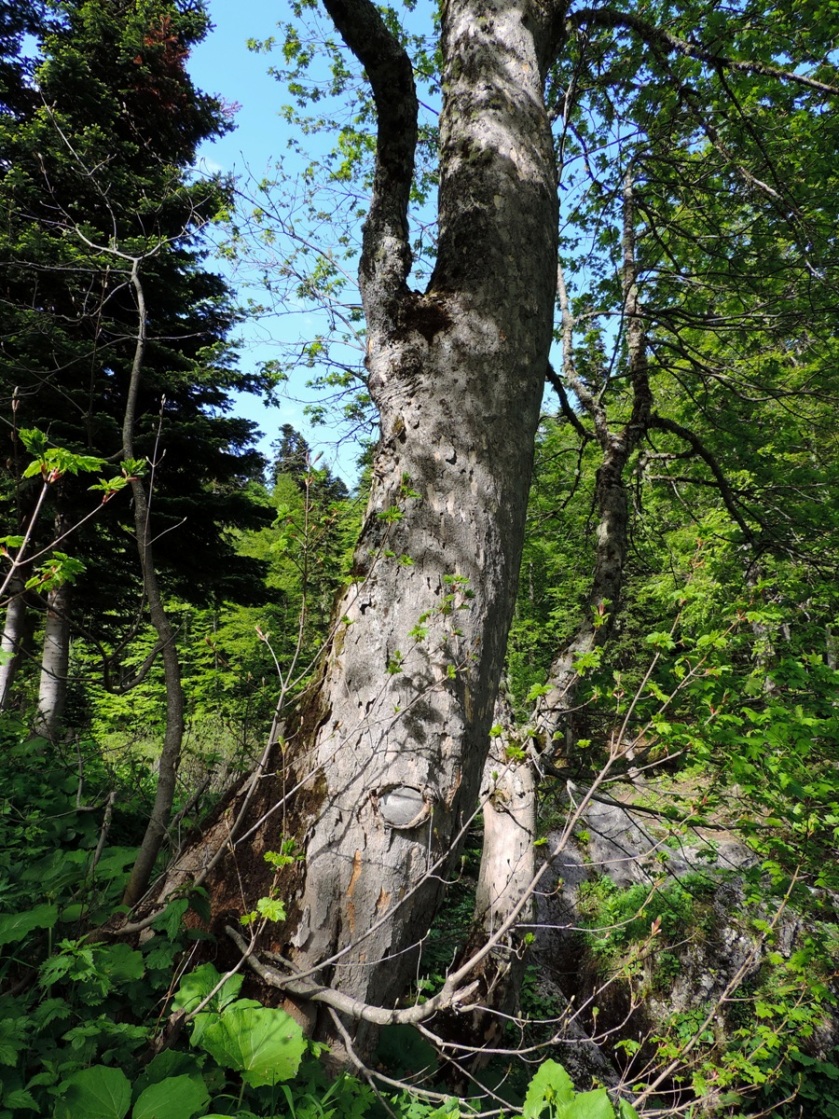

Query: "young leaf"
(18, 428), (49, 456)
(522, 1059), (575, 1118)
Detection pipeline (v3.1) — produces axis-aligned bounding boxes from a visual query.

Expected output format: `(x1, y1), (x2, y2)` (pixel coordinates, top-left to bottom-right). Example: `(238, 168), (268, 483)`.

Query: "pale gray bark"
(154, 0), (559, 1053)
(534, 171), (652, 759)
(35, 578), (71, 737)
(0, 576), (29, 708)
(439, 694), (537, 1070)
(285, 0), (557, 1045)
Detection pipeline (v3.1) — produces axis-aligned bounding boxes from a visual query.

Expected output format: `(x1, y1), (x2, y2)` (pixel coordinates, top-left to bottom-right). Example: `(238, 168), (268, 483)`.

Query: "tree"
(155, 0), (558, 1058)
(146, 0), (839, 1074)
(0, 0), (281, 920)
(0, 0), (43, 115)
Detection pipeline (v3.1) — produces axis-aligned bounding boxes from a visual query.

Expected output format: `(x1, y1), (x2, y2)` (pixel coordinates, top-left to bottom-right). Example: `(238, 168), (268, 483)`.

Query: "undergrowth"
(0, 719), (641, 1119)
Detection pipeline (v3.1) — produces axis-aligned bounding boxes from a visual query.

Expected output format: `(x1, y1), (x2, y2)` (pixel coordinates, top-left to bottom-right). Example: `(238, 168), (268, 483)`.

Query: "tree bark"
(34, 510), (73, 737)
(0, 575), (30, 709)
(153, 0), (559, 1055)
(432, 692), (537, 1082)
(533, 171), (652, 759)
(34, 579), (71, 737)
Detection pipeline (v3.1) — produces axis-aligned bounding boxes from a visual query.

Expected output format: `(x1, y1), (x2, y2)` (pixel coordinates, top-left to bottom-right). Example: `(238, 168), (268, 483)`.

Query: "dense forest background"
(0, 2), (838, 1118)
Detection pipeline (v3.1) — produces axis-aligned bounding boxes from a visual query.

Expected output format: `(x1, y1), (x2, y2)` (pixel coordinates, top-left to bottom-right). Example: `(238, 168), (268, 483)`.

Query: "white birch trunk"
(0, 576), (29, 708)
(35, 580), (71, 737)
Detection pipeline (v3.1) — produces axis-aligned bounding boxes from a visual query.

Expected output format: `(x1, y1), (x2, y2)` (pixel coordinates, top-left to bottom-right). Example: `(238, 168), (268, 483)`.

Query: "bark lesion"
(393, 291), (454, 346)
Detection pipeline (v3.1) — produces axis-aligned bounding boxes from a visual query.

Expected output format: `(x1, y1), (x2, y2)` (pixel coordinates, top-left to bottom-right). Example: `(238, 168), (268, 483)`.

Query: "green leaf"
(18, 428), (48, 456)
(526, 683), (552, 703)
(54, 1066), (131, 1119)
(132, 1075), (209, 1119)
(172, 963), (243, 1014)
(152, 898), (189, 940)
(645, 631), (676, 651)
(618, 1102), (641, 1119)
(195, 1006), (306, 1086)
(3, 1088), (38, 1111)
(132, 1051), (204, 1099)
(557, 1088), (616, 1119)
(25, 553), (86, 592)
(0, 903), (58, 946)
(0, 1017), (28, 1065)
(22, 459), (46, 479)
(98, 943), (145, 983)
(254, 896), (286, 922)
(523, 1059), (575, 1117)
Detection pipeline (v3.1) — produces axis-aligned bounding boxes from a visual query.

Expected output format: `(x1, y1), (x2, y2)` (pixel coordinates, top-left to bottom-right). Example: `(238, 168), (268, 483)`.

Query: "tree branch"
(546, 362), (590, 443)
(570, 8), (839, 96)
(648, 413), (758, 545)
(320, 0), (417, 321)
(225, 924), (480, 1026)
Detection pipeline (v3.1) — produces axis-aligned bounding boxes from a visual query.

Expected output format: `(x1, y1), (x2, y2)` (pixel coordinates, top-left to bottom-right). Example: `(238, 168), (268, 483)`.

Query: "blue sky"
(188, 1), (283, 181)
(186, 1), (364, 480)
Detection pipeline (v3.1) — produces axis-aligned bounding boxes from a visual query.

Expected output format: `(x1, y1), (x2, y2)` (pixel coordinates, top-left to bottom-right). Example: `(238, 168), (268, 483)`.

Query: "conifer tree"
(0, 0), (268, 724)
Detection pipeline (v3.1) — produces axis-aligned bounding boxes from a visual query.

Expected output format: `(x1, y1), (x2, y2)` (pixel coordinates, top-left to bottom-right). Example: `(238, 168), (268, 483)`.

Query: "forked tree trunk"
(154, 0), (559, 1055)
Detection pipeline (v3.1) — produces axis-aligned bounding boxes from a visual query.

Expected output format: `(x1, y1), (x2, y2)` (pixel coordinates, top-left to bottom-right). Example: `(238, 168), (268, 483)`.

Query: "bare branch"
(648, 413), (758, 545)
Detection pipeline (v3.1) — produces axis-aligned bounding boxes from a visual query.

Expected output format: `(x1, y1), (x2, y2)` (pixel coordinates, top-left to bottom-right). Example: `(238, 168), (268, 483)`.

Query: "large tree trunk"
(153, 0), (559, 1055)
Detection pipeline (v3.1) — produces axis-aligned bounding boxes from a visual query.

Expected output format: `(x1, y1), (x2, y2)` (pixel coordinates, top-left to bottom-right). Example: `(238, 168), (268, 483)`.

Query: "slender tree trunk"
(0, 574), (29, 708)
(34, 579), (71, 737)
(453, 172), (654, 1059)
(534, 171), (652, 759)
(122, 259), (186, 909)
(0, 474), (52, 712)
(34, 509), (74, 737)
(433, 691), (537, 1081)
(153, 0), (559, 1056)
